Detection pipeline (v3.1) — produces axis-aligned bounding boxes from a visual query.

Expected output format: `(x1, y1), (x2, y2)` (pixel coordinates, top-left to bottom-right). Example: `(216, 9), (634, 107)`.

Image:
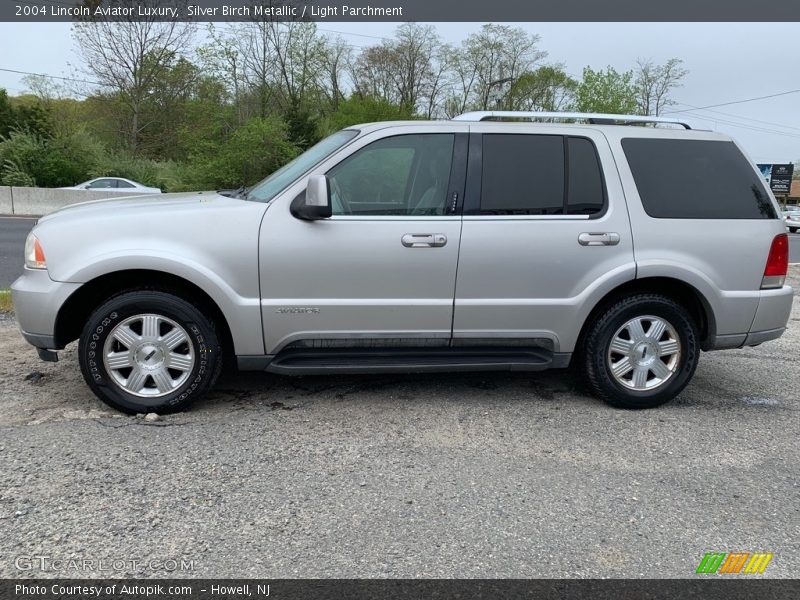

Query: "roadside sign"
(758, 163), (794, 195)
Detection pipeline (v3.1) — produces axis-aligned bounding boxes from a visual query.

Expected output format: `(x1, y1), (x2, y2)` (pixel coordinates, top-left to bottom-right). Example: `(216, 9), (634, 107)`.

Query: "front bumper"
(10, 268), (81, 350)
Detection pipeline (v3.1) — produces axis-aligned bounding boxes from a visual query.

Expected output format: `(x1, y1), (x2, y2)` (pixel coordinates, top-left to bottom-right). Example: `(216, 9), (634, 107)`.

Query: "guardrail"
(0, 186), (151, 217)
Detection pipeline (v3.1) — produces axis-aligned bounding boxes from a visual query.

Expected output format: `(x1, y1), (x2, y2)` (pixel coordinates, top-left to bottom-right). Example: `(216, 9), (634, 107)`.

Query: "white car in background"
(783, 207), (800, 233)
(62, 177), (161, 194)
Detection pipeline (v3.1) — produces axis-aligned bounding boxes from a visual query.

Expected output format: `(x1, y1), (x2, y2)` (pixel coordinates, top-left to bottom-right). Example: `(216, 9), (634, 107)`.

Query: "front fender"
(53, 252), (264, 357)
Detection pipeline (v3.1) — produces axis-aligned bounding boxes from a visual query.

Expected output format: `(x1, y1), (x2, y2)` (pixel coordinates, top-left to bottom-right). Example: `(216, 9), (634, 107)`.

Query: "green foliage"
(285, 106), (322, 150)
(508, 66), (578, 111)
(0, 127), (44, 186)
(0, 289), (12, 313)
(319, 95), (415, 136)
(0, 126), (104, 188)
(184, 117), (300, 190)
(575, 66), (638, 114)
(0, 90), (52, 139)
(0, 164), (36, 187)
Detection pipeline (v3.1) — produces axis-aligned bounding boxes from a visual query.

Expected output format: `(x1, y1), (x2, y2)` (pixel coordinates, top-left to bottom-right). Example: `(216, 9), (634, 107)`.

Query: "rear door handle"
(402, 233), (447, 248)
(578, 232), (620, 246)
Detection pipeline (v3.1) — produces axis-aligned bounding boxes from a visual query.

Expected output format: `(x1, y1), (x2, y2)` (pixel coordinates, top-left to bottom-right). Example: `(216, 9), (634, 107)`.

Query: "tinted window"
(116, 180), (135, 188)
(481, 134), (564, 214)
(328, 134), (454, 216)
(622, 138), (776, 219)
(88, 179), (117, 189)
(567, 137), (605, 214)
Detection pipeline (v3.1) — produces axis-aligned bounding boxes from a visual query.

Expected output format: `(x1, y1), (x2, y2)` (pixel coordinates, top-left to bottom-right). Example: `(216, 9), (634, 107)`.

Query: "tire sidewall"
(79, 292), (219, 414)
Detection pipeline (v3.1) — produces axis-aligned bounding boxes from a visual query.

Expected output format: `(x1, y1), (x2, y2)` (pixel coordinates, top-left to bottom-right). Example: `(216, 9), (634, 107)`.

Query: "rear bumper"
(750, 285), (793, 333)
(10, 268), (81, 350)
(706, 285), (793, 350)
(741, 284), (794, 347)
(744, 327), (785, 346)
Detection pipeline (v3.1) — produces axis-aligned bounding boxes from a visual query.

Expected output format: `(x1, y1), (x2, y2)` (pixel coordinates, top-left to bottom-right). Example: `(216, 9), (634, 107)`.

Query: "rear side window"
(622, 138), (776, 219)
(480, 134), (605, 215)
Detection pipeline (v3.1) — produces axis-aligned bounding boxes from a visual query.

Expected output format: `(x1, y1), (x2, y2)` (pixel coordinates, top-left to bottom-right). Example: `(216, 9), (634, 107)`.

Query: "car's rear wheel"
(78, 290), (222, 414)
(583, 293), (699, 409)
(790, 227), (798, 233)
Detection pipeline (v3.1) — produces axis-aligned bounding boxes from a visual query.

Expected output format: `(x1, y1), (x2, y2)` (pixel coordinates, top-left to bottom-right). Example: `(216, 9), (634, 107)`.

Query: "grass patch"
(0, 290), (13, 313)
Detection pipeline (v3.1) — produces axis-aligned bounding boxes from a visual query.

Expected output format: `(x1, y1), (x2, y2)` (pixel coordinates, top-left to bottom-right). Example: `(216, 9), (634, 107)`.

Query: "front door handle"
(578, 232), (620, 246)
(401, 233), (447, 248)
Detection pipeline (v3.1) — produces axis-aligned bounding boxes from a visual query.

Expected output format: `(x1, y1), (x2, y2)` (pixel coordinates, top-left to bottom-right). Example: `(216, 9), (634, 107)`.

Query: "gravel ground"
(0, 269), (798, 579)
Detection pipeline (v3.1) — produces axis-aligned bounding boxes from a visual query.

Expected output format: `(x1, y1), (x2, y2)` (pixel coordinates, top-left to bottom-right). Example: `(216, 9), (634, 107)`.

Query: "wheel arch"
(54, 269), (236, 362)
(575, 276), (716, 354)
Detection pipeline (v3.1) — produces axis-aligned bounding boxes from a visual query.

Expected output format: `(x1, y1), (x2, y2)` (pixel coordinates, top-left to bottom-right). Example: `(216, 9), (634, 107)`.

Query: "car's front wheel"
(79, 290), (222, 414)
(583, 293), (699, 409)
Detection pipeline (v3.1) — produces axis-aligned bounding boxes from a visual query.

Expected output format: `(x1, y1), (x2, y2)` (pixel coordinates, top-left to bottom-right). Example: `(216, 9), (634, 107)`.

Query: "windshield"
(247, 130), (359, 202)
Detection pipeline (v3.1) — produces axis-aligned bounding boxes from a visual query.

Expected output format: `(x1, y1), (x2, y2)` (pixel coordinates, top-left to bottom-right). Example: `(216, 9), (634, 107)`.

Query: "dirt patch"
(0, 322), (121, 426)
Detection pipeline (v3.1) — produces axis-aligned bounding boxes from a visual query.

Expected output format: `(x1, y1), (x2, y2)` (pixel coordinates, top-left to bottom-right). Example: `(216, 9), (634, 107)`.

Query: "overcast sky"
(1, 22), (798, 163)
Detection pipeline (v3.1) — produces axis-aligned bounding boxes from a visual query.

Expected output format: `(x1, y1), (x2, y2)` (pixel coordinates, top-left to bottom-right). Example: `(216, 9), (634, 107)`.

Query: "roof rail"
(452, 111), (692, 129)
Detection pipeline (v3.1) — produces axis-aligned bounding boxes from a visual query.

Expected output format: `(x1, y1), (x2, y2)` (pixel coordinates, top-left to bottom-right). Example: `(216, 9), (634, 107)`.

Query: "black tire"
(78, 290), (222, 414)
(583, 293), (699, 409)
(790, 227), (798, 234)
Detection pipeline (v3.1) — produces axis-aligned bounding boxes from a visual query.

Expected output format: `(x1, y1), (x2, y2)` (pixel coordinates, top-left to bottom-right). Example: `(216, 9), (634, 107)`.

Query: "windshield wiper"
(217, 185), (249, 200)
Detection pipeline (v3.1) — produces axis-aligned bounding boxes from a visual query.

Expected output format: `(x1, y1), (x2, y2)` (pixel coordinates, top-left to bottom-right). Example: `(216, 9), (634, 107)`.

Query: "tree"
(185, 117), (299, 189)
(444, 25), (547, 114)
(320, 36), (353, 113)
(508, 66), (578, 111)
(321, 94), (415, 135)
(635, 58), (688, 116)
(72, 0), (194, 155)
(575, 66), (637, 114)
(199, 24), (248, 124)
(352, 24), (446, 115)
(135, 55), (200, 159)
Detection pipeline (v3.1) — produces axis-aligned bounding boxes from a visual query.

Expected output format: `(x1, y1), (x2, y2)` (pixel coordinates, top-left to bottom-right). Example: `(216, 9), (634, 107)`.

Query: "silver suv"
(12, 111), (793, 413)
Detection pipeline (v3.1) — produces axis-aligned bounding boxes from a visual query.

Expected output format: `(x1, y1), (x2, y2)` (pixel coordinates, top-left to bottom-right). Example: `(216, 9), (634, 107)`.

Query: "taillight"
(761, 233), (788, 289)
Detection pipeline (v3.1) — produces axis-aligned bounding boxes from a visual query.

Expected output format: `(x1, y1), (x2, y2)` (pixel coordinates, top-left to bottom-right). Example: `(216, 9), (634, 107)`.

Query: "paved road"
(0, 217), (36, 288)
(1, 216), (800, 288)
(0, 268), (797, 579)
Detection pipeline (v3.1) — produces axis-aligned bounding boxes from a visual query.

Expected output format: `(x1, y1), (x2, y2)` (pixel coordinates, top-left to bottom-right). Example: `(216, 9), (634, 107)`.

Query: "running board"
(265, 347), (570, 375)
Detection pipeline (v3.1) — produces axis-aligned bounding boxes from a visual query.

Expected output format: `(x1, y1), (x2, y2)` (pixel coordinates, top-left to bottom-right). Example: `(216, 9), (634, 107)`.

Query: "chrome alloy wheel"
(607, 315), (682, 391)
(102, 314), (194, 397)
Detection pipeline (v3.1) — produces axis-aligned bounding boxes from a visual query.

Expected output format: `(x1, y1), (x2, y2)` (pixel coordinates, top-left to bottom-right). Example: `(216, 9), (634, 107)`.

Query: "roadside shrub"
(184, 117), (300, 190)
(0, 126), (103, 187)
(319, 95), (416, 136)
(0, 162), (36, 187)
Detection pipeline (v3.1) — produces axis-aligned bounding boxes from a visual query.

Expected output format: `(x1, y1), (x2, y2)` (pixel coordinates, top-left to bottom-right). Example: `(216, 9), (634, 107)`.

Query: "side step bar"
(265, 347), (570, 375)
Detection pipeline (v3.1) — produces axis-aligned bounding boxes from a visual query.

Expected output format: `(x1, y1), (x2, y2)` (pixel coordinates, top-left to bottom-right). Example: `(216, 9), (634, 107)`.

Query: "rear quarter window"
(621, 138), (776, 219)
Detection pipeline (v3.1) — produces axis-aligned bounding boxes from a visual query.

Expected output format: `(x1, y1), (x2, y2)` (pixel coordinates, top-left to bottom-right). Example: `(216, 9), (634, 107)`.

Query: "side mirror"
(290, 175), (332, 220)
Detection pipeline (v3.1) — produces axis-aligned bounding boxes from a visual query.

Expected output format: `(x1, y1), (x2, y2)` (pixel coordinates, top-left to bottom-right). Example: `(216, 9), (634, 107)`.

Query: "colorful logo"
(696, 552), (773, 574)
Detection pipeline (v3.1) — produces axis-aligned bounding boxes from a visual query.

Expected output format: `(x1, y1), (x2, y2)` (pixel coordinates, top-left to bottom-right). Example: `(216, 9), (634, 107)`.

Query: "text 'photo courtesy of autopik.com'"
(1, 0), (799, 598)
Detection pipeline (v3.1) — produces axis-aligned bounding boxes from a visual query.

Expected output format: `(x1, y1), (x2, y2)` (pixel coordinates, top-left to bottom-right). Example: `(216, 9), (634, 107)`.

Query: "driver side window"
(327, 134), (454, 216)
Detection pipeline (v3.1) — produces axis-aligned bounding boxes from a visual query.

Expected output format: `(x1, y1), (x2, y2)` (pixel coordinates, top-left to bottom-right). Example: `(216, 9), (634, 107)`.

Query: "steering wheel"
(329, 178), (352, 215)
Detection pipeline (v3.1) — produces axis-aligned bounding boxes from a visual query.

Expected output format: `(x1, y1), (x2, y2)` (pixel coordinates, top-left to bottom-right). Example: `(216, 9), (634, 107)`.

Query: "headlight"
(24, 233), (47, 269)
